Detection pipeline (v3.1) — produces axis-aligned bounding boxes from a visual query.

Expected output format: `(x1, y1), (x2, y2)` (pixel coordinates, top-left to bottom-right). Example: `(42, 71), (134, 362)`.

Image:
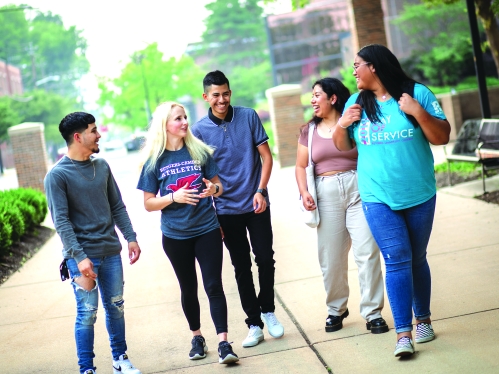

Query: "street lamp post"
(133, 54), (152, 123)
(466, 0), (491, 119)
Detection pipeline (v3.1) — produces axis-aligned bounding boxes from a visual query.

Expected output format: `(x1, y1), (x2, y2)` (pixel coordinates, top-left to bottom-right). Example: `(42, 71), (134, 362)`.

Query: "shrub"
(434, 161), (479, 175)
(0, 206), (14, 253)
(2, 202), (24, 243)
(4, 188), (47, 227)
(0, 188), (48, 255)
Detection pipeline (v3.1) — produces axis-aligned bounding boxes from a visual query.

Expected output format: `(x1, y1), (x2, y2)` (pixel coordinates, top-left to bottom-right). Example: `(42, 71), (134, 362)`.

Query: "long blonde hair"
(141, 102), (214, 172)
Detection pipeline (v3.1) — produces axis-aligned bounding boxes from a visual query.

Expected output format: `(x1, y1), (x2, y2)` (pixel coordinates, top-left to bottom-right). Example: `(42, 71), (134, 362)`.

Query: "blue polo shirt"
(191, 105), (270, 215)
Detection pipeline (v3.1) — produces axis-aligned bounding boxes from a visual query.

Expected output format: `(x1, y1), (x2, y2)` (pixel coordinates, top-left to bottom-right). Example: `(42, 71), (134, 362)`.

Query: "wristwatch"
(256, 188), (268, 197)
(214, 184), (220, 194)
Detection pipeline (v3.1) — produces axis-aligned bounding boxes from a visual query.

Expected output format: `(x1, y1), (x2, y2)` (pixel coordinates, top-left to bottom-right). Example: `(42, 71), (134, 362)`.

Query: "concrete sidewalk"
(1, 153), (499, 373)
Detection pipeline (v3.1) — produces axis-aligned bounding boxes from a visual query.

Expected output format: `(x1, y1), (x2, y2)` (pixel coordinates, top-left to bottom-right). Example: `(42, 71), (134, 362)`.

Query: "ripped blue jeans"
(67, 254), (127, 373)
(362, 195), (436, 333)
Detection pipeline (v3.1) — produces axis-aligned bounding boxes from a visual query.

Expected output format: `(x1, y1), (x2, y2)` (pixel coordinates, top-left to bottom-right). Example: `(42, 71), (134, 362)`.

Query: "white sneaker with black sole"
(242, 325), (264, 347)
(112, 354), (141, 374)
(261, 312), (284, 338)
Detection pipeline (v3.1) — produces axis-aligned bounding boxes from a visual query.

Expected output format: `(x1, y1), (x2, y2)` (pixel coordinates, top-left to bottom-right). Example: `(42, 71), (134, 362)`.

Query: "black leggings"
(162, 228), (228, 334)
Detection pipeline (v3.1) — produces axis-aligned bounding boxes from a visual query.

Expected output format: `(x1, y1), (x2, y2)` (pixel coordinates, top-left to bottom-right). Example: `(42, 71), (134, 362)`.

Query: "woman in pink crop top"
(295, 78), (388, 335)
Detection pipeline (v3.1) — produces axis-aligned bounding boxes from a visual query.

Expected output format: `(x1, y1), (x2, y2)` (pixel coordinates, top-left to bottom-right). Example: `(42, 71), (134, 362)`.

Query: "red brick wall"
(8, 123), (48, 192)
(349, 0), (388, 50)
(266, 85), (304, 168)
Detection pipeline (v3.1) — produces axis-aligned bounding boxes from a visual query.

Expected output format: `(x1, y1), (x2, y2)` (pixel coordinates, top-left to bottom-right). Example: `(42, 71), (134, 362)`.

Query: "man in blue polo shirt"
(191, 70), (284, 348)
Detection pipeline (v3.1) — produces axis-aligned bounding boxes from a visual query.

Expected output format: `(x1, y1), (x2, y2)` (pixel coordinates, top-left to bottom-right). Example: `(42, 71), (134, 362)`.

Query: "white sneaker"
(83, 370), (96, 374)
(242, 325), (264, 347)
(112, 354), (141, 374)
(261, 312), (284, 338)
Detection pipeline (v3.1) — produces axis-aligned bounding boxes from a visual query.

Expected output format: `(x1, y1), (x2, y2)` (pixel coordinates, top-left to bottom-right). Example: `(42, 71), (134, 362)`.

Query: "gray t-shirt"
(44, 156), (137, 263)
(136, 146), (220, 240)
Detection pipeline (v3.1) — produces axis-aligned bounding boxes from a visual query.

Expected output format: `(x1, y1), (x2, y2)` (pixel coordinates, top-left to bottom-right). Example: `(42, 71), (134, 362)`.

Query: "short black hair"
(59, 112), (96, 145)
(203, 70), (230, 93)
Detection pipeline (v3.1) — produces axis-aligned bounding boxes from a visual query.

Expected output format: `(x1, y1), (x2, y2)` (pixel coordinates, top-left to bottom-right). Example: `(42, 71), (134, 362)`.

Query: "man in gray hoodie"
(44, 112), (142, 374)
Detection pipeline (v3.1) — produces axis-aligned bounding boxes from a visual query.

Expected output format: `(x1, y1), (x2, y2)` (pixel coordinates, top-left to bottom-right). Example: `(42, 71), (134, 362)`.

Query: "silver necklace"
(322, 122), (334, 133)
(67, 156), (96, 181)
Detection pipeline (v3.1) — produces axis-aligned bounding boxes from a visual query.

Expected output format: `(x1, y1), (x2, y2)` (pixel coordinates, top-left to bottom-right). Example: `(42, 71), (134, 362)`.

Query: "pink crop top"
(298, 126), (358, 175)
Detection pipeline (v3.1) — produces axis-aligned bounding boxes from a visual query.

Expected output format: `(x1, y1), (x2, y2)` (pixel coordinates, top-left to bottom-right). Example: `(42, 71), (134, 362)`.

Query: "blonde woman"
(137, 102), (239, 364)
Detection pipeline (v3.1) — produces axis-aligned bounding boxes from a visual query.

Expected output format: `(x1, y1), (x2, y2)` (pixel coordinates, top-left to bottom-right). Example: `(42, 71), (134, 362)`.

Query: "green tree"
(29, 12), (89, 95)
(4, 90), (77, 127)
(263, 0), (308, 11)
(201, 0), (268, 70)
(0, 91), (78, 151)
(0, 101), (20, 141)
(194, 0), (272, 107)
(423, 0), (499, 78)
(230, 61), (273, 107)
(394, 1), (474, 85)
(98, 43), (204, 129)
(0, 5), (30, 83)
(0, 5), (89, 93)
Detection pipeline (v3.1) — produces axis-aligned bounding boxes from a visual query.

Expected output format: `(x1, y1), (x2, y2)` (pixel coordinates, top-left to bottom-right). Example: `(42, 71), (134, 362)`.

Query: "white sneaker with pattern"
(415, 322), (435, 343)
(394, 336), (415, 357)
(261, 312), (284, 338)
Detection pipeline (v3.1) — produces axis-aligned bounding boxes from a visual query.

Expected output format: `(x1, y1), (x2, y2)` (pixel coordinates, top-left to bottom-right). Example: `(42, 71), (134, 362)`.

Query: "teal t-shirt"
(345, 83), (446, 210)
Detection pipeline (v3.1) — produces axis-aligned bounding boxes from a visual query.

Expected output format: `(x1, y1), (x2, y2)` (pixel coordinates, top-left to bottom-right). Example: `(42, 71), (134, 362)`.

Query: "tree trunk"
(476, 0), (499, 77)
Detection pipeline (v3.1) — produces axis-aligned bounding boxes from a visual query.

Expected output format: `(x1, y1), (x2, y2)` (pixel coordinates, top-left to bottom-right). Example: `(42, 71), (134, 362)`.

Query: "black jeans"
(162, 228), (228, 334)
(217, 208), (275, 328)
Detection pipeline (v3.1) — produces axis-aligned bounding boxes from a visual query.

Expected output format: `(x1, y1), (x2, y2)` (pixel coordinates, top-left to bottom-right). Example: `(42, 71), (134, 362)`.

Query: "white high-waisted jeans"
(316, 170), (385, 321)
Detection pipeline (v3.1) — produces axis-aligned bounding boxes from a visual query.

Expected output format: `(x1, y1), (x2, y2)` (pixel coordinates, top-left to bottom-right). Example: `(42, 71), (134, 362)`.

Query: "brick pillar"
(438, 93), (462, 141)
(348, 0), (388, 51)
(266, 84), (303, 168)
(8, 123), (48, 192)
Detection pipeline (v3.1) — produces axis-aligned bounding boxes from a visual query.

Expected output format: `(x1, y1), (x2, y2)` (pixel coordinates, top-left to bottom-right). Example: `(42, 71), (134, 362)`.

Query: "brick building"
(265, 0), (419, 86)
(0, 60), (23, 97)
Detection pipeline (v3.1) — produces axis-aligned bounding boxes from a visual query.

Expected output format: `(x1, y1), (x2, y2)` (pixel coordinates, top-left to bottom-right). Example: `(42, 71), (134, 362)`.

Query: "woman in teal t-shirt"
(333, 44), (450, 358)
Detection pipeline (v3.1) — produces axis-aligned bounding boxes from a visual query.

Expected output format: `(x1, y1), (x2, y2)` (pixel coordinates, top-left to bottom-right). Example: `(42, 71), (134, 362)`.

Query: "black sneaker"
(366, 317), (389, 334)
(325, 309), (349, 332)
(189, 335), (207, 360)
(218, 341), (239, 364)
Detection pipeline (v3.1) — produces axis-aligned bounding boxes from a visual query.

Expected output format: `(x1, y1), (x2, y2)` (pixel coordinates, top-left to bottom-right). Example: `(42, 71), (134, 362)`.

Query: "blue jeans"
(362, 195), (436, 333)
(67, 254), (127, 373)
